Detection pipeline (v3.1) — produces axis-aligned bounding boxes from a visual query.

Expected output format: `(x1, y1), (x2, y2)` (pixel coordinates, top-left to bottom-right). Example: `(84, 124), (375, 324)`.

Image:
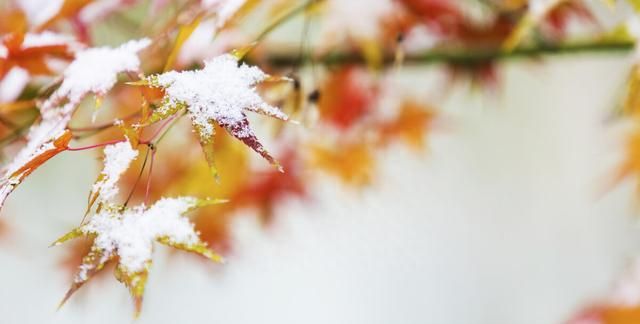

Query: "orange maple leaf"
(318, 66), (377, 130)
(0, 130), (73, 209)
(607, 120), (640, 197)
(0, 32), (76, 79)
(309, 140), (375, 187)
(377, 101), (437, 150)
(229, 149), (306, 224)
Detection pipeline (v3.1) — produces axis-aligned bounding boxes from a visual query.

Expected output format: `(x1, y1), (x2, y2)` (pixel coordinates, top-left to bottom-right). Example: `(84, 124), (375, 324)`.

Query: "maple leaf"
(377, 101), (437, 150)
(35, 0), (93, 31)
(59, 237), (104, 279)
(0, 110), (73, 211)
(310, 140), (375, 187)
(155, 128), (249, 252)
(53, 197), (225, 316)
(0, 39), (149, 212)
(398, 0), (464, 32)
(622, 65), (640, 117)
(142, 53), (291, 178)
(0, 217), (9, 239)
(606, 119), (640, 197)
(229, 149), (306, 224)
(318, 66), (377, 130)
(0, 8), (28, 35)
(0, 31), (79, 80)
(544, 1), (594, 38)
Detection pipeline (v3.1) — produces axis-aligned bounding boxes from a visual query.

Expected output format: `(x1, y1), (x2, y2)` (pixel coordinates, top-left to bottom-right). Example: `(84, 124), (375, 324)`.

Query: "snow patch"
(92, 141), (139, 203)
(44, 38), (151, 109)
(78, 197), (202, 276)
(152, 54), (288, 140)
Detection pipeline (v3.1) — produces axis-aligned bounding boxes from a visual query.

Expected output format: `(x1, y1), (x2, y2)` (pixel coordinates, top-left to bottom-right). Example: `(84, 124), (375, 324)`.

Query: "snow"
(0, 39), (148, 211)
(77, 197), (203, 277)
(3, 104), (74, 177)
(0, 67), (29, 103)
(44, 38), (151, 109)
(0, 103), (74, 210)
(22, 31), (79, 50)
(152, 54), (288, 140)
(92, 141), (139, 204)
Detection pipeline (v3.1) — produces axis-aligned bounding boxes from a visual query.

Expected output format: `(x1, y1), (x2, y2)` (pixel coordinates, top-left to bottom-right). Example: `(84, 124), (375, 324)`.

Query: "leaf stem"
(124, 145), (150, 207)
(144, 145), (157, 206)
(66, 139), (127, 151)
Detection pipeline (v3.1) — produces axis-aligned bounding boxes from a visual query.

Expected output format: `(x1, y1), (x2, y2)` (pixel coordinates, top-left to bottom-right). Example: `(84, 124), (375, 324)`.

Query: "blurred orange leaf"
(310, 140), (375, 187)
(377, 101), (437, 150)
(318, 66), (376, 130)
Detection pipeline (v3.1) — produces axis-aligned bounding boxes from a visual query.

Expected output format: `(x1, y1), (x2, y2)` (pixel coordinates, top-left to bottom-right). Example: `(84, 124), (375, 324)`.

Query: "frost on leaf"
(43, 38), (150, 110)
(0, 104), (74, 212)
(53, 197), (224, 316)
(88, 141), (139, 210)
(145, 53), (290, 178)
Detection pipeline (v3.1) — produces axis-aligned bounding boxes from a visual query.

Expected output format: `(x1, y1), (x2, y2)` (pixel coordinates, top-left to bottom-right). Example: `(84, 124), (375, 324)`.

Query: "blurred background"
(1, 1), (640, 324)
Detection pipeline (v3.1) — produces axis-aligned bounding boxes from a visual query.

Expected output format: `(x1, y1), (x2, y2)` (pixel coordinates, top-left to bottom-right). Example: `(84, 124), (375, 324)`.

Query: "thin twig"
(66, 139), (126, 151)
(144, 145), (157, 206)
(124, 145), (150, 207)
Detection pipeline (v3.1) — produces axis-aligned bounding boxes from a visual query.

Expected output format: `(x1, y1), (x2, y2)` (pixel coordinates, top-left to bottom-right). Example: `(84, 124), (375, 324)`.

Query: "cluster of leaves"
(0, 0), (638, 319)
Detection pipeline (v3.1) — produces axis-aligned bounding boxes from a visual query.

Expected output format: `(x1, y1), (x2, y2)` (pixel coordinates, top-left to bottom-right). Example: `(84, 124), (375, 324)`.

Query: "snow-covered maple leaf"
(143, 53), (290, 178)
(53, 197), (224, 316)
(0, 104), (74, 212)
(43, 38), (150, 110)
(0, 39), (150, 213)
(88, 140), (139, 209)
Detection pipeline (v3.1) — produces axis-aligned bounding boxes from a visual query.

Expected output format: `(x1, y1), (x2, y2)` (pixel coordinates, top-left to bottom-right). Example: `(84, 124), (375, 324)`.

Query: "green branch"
(262, 41), (635, 68)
